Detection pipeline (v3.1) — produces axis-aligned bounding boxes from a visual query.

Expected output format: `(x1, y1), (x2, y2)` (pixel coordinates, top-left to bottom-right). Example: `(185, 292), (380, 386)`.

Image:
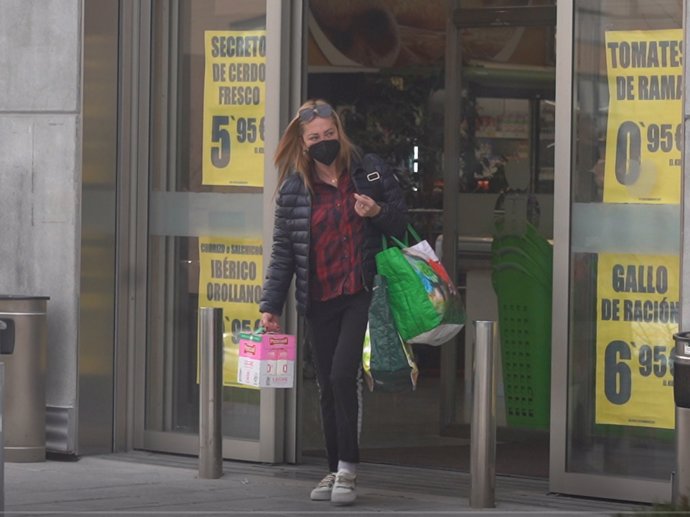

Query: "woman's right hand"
(260, 312), (281, 333)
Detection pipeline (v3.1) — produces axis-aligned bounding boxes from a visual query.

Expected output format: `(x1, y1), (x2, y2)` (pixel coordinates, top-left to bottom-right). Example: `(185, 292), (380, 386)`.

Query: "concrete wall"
(0, 0), (82, 450)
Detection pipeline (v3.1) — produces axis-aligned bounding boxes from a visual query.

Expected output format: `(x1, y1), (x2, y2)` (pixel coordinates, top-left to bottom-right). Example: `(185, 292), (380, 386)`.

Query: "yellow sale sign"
(603, 29), (682, 204)
(198, 236), (263, 388)
(595, 253), (678, 428)
(202, 30), (266, 186)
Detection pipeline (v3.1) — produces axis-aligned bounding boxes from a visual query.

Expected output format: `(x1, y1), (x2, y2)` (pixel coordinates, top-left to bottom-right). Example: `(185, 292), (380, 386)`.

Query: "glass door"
(133, 0), (299, 462)
(452, 3), (556, 479)
(300, 0), (556, 476)
(551, 0), (681, 502)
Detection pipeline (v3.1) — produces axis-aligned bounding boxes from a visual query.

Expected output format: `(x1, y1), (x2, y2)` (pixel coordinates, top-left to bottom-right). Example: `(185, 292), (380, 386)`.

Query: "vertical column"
(0, 363), (4, 512)
(198, 307), (223, 479)
(470, 320), (496, 508)
(678, 3), (690, 502)
(439, 0), (463, 429)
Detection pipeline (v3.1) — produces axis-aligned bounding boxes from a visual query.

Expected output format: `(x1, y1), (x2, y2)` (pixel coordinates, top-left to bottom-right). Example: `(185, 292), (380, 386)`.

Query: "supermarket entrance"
(301, 1), (556, 478)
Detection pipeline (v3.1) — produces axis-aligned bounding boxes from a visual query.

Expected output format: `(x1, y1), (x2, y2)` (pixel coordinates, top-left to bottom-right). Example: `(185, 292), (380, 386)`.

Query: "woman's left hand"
(354, 193), (381, 218)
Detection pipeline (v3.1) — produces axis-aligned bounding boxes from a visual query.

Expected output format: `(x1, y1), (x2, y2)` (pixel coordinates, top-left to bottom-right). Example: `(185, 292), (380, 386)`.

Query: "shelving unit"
(471, 97), (554, 194)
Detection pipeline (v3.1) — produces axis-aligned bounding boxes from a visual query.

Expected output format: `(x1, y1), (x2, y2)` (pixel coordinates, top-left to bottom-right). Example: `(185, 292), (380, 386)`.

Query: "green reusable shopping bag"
(375, 226), (464, 346)
(362, 275), (418, 392)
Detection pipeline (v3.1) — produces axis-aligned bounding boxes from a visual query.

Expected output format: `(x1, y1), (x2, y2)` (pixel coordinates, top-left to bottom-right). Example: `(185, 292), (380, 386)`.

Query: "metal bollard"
(470, 320), (496, 508)
(198, 307), (223, 479)
(672, 331), (690, 504)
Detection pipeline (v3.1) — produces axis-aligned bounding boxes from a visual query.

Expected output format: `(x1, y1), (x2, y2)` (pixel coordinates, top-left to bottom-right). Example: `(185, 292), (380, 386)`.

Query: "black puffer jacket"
(259, 153), (408, 316)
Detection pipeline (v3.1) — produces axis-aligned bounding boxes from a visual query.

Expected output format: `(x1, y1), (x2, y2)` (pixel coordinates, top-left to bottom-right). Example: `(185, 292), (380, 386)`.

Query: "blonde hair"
(273, 99), (358, 192)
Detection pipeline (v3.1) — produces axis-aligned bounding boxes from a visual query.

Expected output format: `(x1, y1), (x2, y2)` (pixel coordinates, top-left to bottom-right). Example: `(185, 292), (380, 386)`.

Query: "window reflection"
(146, 0), (266, 441)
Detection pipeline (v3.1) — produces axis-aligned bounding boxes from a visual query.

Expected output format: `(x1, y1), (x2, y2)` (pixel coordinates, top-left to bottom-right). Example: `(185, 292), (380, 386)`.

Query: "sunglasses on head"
(298, 104), (334, 123)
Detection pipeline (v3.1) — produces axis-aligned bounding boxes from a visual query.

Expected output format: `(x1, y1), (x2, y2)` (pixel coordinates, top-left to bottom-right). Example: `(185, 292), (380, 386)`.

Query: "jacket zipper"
(305, 188), (312, 312)
(352, 166), (371, 292)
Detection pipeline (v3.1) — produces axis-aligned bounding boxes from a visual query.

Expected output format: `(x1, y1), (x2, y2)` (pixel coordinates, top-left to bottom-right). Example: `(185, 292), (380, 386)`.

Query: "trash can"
(0, 296), (49, 462)
(672, 331), (690, 504)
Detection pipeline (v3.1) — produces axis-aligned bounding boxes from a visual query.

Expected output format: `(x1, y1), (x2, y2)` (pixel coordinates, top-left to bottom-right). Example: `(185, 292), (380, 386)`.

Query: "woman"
(259, 99), (408, 505)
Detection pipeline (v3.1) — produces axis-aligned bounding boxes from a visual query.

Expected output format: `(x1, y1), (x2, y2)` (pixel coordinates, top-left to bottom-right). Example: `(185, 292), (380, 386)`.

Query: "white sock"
(337, 460), (357, 475)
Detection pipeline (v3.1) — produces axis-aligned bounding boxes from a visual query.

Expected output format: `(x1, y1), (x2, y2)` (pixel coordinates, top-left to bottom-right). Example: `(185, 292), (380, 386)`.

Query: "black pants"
(306, 290), (371, 472)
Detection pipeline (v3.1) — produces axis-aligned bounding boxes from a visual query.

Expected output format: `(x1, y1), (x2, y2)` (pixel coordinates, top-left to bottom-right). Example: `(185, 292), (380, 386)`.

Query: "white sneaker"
(310, 472), (336, 501)
(330, 471), (357, 505)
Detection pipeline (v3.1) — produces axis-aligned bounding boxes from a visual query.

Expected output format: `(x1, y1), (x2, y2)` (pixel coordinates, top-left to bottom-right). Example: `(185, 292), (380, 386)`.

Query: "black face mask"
(308, 139), (340, 166)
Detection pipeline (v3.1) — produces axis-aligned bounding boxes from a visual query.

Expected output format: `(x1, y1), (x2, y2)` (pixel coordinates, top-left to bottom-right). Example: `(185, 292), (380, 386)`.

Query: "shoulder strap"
(360, 153), (385, 199)
(361, 153), (381, 178)
(380, 224), (421, 249)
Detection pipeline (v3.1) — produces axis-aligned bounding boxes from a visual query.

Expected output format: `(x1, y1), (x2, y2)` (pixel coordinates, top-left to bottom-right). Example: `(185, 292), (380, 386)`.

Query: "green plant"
(338, 70), (442, 205)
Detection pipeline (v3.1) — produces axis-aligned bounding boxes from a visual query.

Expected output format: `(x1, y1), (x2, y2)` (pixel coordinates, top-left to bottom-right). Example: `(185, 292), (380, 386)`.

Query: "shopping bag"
(362, 275), (418, 392)
(237, 330), (296, 388)
(375, 226), (465, 346)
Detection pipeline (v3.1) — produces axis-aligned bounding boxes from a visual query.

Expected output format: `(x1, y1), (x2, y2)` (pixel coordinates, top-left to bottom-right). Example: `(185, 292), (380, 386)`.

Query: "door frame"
(548, 0), (672, 501)
(118, 0), (305, 463)
(444, 1), (557, 431)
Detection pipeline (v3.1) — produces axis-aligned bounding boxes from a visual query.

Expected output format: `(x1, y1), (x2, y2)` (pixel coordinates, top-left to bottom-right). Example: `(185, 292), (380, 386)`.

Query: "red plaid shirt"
(309, 173), (365, 301)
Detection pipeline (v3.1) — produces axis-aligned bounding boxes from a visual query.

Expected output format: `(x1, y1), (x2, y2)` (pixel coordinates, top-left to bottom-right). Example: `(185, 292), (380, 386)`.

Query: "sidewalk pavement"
(3, 451), (650, 516)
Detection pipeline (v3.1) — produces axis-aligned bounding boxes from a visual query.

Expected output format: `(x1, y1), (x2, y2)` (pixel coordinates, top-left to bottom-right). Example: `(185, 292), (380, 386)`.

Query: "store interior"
(301, 0), (556, 478)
